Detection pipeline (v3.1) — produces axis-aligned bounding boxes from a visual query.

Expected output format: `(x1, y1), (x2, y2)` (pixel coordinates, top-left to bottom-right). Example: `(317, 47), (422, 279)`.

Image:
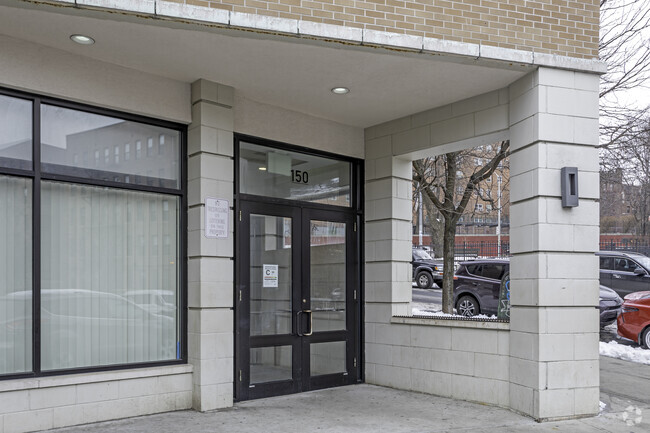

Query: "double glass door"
(236, 201), (359, 400)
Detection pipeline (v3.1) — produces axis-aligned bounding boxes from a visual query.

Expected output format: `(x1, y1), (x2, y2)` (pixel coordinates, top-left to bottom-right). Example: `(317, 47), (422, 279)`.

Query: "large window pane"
(239, 141), (351, 206)
(0, 95), (32, 170)
(0, 176), (32, 374)
(41, 105), (180, 189)
(40, 181), (179, 370)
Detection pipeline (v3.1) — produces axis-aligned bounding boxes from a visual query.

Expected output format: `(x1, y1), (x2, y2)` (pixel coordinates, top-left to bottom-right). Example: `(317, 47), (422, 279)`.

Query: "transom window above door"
(238, 141), (351, 207)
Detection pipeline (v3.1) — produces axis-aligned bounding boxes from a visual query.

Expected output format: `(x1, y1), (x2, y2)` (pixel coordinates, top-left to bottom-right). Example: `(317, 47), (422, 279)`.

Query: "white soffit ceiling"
(0, 3), (529, 127)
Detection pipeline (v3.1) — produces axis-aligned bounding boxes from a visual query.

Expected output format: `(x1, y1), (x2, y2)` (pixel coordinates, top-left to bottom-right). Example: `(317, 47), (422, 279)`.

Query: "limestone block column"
(508, 68), (600, 421)
(364, 134), (413, 384)
(187, 79), (235, 411)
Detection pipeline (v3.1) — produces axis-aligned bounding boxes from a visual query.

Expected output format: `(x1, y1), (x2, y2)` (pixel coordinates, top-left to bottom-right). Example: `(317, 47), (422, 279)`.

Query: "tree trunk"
(441, 217), (457, 314)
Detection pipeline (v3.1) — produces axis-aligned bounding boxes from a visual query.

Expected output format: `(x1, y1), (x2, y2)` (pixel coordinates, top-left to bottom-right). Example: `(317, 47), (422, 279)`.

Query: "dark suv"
(598, 251), (650, 298)
(453, 258), (509, 317)
(412, 248), (443, 289)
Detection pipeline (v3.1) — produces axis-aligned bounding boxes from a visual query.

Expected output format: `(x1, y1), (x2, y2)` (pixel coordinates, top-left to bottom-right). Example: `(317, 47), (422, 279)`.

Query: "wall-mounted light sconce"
(561, 167), (579, 208)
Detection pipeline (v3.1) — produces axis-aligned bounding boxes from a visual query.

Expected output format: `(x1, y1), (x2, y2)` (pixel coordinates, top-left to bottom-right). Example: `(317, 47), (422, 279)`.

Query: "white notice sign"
(263, 264), (279, 288)
(205, 198), (229, 238)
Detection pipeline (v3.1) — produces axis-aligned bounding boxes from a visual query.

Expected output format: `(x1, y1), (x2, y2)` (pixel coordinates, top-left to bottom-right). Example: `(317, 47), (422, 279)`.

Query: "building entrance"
(234, 137), (362, 400)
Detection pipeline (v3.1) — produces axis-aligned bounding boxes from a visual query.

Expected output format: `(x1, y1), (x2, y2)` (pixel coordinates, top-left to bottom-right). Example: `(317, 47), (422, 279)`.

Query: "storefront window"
(0, 89), (184, 377)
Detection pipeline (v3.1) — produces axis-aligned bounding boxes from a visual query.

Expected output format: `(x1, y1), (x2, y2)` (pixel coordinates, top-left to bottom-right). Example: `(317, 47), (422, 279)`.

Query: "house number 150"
(291, 170), (309, 184)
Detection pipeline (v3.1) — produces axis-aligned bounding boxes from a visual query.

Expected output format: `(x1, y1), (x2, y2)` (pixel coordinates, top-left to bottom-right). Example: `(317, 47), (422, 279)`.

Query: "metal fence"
(454, 241), (510, 260)
(599, 240), (650, 257)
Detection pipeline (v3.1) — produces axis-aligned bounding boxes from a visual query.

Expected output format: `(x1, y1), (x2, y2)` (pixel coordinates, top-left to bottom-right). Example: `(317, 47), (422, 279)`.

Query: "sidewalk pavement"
(47, 356), (649, 433)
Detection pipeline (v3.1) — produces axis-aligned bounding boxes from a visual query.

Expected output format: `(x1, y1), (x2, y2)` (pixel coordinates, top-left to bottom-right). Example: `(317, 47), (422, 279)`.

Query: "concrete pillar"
(364, 134), (413, 383)
(187, 79), (235, 411)
(508, 68), (600, 421)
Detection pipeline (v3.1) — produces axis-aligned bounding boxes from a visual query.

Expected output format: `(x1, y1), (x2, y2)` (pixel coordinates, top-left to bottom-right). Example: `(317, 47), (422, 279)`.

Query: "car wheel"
(456, 295), (479, 317)
(642, 327), (650, 349)
(416, 271), (433, 289)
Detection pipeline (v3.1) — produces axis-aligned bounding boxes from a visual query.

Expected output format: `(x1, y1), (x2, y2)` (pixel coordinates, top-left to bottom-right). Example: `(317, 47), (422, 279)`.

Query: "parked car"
(599, 285), (623, 327)
(617, 291), (650, 349)
(453, 258), (509, 316)
(2, 290), (176, 370)
(453, 259), (621, 326)
(125, 290), (177, 318)
(412, 248), (443, 289)
(598, 251), (650, 298)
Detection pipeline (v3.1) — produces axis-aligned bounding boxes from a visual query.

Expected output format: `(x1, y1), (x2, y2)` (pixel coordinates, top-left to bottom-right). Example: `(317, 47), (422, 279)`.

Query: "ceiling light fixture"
(70, 34), (95, 45)
(258, 167), (267, 171)
(331, 87), (350, 95)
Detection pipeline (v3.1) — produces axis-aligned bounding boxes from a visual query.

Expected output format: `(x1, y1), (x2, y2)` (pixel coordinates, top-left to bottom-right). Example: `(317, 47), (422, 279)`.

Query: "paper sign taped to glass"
(263, 264), (279, 288)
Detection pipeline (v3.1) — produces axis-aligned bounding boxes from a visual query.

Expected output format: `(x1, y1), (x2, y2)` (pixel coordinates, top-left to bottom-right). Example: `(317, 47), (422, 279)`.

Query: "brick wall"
(173, 0), (599, 59)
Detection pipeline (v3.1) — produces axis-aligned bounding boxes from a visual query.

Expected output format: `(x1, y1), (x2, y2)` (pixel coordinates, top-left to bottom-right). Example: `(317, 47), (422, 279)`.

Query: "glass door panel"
(310, 341), (346, 376)
(249, 215), (292, 336)
(250, 346), (293, 384)
(310, 220), (346, 332)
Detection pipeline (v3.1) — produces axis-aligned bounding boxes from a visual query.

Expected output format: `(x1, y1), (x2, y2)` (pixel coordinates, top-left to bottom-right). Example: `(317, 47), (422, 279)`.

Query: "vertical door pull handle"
(304, 310), (313, 336)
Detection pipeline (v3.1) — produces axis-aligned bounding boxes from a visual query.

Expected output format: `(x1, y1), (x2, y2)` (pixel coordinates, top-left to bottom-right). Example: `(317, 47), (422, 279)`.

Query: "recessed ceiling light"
(70, 34), (95, 45)
(258, 167), (267, 171)
(331, 87), (350, 95)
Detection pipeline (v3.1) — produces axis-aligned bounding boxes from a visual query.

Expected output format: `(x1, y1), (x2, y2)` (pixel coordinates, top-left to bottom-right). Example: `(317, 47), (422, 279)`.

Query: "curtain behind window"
(0, 175), (32, 374)
(40, 181), (179, 370)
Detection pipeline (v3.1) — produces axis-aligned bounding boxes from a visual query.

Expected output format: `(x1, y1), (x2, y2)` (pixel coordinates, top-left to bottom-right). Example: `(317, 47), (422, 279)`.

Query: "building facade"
(0, 0), (602, 431)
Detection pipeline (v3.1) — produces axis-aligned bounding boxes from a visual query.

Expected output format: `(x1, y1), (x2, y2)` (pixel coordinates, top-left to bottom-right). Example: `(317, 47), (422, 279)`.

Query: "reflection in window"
(0, 95), (32, 170)
(40, 104), (180, 188)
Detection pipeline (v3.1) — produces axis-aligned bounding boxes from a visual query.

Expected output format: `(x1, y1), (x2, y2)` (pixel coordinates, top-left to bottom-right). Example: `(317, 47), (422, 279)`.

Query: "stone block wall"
(0, 366), (192, 433)
(187, 79), (236, 411)
(366, 319), (511, 407)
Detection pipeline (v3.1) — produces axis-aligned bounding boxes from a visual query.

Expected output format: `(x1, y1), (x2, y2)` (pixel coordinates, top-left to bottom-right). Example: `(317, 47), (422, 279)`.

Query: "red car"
(617, 291), (650, 348)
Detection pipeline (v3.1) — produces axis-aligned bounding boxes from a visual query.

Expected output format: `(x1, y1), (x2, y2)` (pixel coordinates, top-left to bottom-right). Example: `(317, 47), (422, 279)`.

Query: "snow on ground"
(599, 341), (650, 365)
(411, 304), (497, 320)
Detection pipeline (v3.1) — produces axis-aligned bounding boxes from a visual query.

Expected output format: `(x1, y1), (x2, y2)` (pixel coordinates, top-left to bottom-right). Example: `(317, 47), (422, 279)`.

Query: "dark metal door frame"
(235, 201), (360, 400)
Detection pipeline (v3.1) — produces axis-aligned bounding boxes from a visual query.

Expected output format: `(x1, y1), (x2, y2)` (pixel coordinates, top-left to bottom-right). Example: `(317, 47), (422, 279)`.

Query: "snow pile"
(599, 341), (650, 365)
(411, 306), (497, 320)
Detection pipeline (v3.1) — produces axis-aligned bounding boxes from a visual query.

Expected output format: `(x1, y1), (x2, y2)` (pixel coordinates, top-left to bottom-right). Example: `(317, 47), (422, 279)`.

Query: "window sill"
(391, 315), (510, 330)
(0, 364), (193, 393)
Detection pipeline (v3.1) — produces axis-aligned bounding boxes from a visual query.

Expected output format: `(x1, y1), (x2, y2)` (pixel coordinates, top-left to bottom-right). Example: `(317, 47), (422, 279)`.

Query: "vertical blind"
(40, 182), (179, 370)
(0, 176), (32, 374)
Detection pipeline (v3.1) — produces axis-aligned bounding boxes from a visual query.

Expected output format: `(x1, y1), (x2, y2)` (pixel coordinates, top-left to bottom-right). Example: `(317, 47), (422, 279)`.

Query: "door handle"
(297, 310), (313, 336)
(304, 310), (313, 336)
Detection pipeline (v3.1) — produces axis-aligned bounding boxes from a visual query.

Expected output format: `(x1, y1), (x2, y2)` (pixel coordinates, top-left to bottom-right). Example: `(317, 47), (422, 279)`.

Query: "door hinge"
(354, 222), (357, 232)
(239, 210), (242, 221)
(239, 290), (242, 302)
(239, 370), (242, 382)
(353, 357), (357, 368)
(354, 289), (357, 300)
